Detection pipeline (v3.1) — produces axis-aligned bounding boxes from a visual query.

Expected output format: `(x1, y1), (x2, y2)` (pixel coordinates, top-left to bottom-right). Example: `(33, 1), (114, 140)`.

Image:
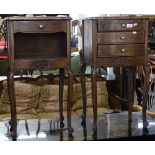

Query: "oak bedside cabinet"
(81, 16), (149, 135)
(4, 16), (73, 140)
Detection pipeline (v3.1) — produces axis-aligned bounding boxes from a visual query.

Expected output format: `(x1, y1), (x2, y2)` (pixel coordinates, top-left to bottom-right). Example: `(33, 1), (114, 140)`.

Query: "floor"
(0, 111), (155, 141)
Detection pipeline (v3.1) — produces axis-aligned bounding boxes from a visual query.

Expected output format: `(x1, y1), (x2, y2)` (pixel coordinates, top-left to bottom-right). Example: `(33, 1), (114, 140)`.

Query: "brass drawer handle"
(39, 24), (44, 29)
(120, 36), (125, 40)
(121, 49), (126, 52)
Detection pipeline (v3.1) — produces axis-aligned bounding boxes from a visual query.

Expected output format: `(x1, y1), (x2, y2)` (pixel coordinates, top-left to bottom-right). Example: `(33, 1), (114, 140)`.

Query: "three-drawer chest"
(81, 16), (149, 134)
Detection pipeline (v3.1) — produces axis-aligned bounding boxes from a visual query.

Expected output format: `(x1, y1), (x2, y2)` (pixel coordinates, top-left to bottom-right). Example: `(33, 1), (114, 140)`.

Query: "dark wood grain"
(5, 16), (73, 140)
(81, 16), (149, 134)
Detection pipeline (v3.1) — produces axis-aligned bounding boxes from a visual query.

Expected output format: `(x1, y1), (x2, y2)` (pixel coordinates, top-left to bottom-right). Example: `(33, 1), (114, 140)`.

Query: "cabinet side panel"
(83, 20), (93, 66)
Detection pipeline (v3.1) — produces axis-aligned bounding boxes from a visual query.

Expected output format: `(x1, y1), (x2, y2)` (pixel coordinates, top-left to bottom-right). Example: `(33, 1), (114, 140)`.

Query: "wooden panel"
(96, 56), (147, 67)
(97, 31), (144, 44)
(14, 32), (67, 60)
(13, 20), (67, 33)
(14, 58), (68, 70)
(83, 20), (94, 65)
(97, 44), (145, 57)
(98, 19), (144, 31)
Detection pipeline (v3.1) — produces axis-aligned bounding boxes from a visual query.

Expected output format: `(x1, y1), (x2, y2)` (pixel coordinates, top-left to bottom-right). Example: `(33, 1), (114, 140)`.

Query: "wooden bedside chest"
(5, 16), (73, 140)
(81, 16), (149, 135)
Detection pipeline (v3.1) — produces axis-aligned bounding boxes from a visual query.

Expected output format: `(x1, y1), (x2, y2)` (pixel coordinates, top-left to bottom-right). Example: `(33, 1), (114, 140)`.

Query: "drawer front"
(96, 57), (146, 67)
(13, 21), (67, 33)
(98, 19), (144, 31)
(97, 44), (145, 57)
(97, 31), (144, 44)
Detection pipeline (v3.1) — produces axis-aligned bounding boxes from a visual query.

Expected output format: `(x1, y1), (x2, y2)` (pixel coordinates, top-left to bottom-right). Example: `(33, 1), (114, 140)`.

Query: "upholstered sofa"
(0, 75), (121, 122)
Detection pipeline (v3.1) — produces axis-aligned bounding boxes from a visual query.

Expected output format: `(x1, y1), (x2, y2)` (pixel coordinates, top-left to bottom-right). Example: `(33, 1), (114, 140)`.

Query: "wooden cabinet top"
(82, 16), (149, 20)
(4, 16), (72, 21)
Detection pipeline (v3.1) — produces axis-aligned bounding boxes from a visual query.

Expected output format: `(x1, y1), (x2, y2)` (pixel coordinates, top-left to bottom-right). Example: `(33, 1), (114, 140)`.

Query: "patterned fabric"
(39, 83), (82, 113)
(72, 81), (109, 111)
(37, 84), (68, 113)
(0, 80), (41, 114)
(0, 77), (112, 121)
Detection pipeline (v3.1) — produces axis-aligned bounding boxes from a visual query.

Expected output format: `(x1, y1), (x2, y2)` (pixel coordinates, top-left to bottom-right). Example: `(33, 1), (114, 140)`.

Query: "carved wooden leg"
(135, 79), (143, 106)
(59, 68), (65, 128)
(127, 66), (137, 138)
(128, 118), (132, 137)
(127, 66), (135, 122)
(7, 69), (17, 141)
(83, 126), (87, 141)
(80, 62), (87, 127)
(25, 120), (30, 136)
(142, 65), (149, 131)
(91, 67), (97, 133)
(60, 127), (64, 141)
(36, 120), (41, 136)
(67, 69), (74, 137)
(136, 66), (144, 106)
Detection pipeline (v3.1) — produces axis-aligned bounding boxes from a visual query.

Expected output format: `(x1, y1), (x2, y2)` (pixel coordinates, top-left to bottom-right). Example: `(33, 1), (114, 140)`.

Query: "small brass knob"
(39, 24), (44, 28)
(121, 49), (126, 52)
(121, 24), (126, 27)
(120, 36), (125, 40)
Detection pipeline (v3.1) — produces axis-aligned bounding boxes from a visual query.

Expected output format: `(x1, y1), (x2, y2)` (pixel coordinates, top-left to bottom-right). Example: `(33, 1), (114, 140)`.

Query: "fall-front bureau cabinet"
(81, 16), (149, 135)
